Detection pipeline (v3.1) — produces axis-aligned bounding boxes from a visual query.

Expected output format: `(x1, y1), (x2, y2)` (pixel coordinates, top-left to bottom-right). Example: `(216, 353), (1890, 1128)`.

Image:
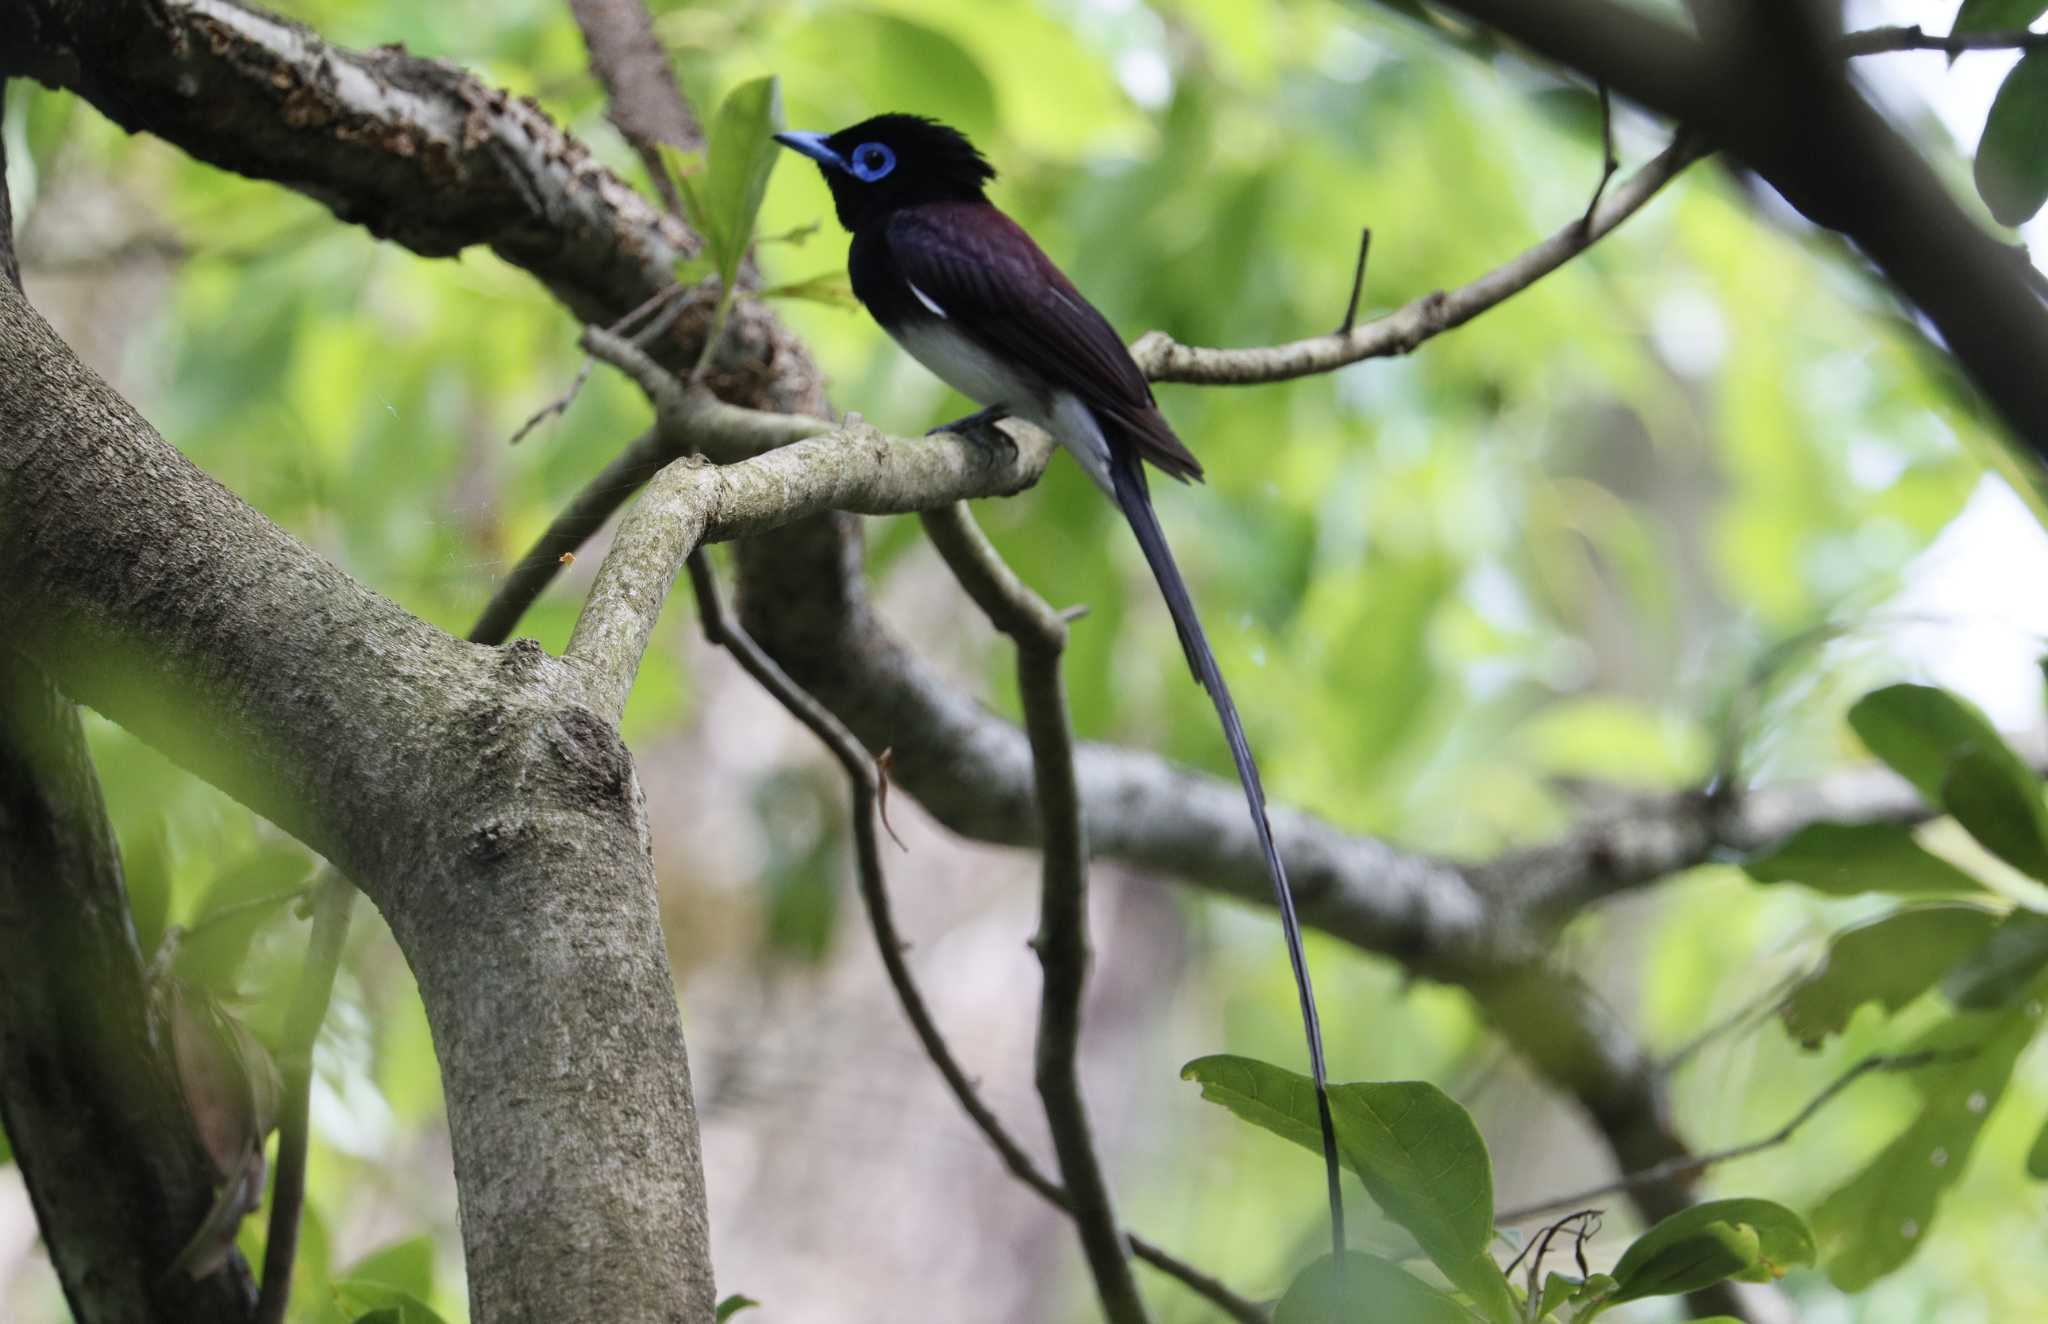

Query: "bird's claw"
(927, 404), (1010, 442)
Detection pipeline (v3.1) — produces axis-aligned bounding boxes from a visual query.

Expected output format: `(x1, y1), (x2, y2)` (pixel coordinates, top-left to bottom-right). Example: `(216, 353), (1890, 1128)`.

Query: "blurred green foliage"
(7, 0), (2048, 1320)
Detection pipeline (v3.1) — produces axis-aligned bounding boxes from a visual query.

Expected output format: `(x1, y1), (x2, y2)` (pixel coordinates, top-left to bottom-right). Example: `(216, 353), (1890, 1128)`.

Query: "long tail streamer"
(1108, 446), (1345, 1259)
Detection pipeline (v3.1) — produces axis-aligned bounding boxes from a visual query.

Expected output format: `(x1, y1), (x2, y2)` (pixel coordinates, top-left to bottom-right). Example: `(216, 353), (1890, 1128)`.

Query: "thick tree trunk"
(0, 255), (714, 1320)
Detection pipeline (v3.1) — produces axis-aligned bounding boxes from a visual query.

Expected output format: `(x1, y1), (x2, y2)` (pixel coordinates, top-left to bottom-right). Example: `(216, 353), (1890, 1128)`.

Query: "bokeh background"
(6, 0), (2048, 1318)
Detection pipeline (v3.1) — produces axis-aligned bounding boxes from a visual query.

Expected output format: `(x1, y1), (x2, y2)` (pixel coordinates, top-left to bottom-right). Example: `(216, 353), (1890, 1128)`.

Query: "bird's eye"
(850, 142), (896, 182)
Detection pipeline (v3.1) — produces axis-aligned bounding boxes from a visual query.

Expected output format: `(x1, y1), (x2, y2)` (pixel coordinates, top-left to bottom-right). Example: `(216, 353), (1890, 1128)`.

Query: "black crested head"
(774, 114), (994, 232)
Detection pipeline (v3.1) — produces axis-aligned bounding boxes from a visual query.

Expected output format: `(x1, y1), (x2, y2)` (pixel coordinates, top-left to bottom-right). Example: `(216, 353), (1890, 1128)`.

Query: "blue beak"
(774, 131), (847, 172)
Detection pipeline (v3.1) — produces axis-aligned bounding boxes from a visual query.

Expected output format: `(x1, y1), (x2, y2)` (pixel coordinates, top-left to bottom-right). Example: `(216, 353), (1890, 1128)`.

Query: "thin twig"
(1581, 82), (1619, 229)
(1505, 1208), (1601, 1282)
(253, 870), (354, 1324)
(683, 551), (1266, 1323)
(920, 503), (1147, 1323)
(1132, 131), (1703, 386)
(1336, 228), (1371, 336)
(508, 282), (695, 445)
(178, 885), (316, 943)
(1495, 1050), (1951, 1225)
(1839, 25), (2048, 58)
(1657, 964), (1813, 1076)
(874, 747), (907, 851)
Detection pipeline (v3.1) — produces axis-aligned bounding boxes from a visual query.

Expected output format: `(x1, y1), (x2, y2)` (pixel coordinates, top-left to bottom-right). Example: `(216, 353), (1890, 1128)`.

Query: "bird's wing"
(885, 202), (1202, 481)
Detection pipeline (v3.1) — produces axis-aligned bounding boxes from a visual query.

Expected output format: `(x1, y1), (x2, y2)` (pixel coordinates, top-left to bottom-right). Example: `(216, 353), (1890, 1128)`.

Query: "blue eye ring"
(849, 142), (895, 182)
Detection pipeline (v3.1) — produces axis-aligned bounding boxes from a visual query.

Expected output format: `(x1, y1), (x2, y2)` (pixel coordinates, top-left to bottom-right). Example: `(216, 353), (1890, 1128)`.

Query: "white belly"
(891, 320), (1116, 494)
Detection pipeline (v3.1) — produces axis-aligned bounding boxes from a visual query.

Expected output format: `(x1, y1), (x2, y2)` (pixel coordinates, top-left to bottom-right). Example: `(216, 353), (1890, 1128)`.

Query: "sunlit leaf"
(1742, 822), (1986, 898)
(174, 841), (318, 995)
(338, 1236), (436, 1304)
(699, 75), (785, 289)
(760, 270), (859, 308)
(715, 1294), (760, 1321)
(332, 1281), (447, 1324)
(1274, 1251), (1479, 1324)
(1780, 904), (2000, 1046)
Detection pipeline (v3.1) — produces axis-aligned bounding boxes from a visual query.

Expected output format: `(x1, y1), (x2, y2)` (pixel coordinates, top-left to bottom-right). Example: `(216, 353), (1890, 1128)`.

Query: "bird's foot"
(927, 404), (1010, 443)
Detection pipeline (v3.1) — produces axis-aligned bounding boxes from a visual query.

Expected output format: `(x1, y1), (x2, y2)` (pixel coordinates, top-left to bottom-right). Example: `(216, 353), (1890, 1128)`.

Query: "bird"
(774, 113), (1344, 1254)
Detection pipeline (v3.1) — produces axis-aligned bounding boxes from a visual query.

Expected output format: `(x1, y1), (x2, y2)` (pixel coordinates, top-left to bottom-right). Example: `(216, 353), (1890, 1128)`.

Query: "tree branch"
(1495, 1050), (1950, 1225)
(1133, 132), (1703, 385)
(566, 0), (702, 216)
(1, 243), (716, 1324)
(684, 553), (1268, 1324)
(1841, 25), (2048, 58)
(8, 7), (1898, 1312)
(922, 504), (1148, 1322)
(1431, 0), (2048, 466)
(562, 340), (1053, 721)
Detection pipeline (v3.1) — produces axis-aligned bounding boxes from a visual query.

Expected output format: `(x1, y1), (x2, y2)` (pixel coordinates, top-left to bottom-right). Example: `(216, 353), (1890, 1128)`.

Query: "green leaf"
(1273, 1251), (1479, 1324)
(1954, 0), (2048, 38)
(337, 1236), (435, 1303)
(1942, 911), (2048, 1008)
(331, 1284), (445, 1324)
(1742, 822), (1985, 897)
(1813, 987), (2046, 1289)
(1182, 1056), (1515, 1321)
(1610, 1199), (1814, 1302)
(1536, 1271), (1580, 1318)
(1847, 684), (2016, 805)
(699, 76), (785, 289)
(759, 271), (859, 309)
(2027, 1112), (2048, 1179)
(0, 1126), (11, 1166)
(1942, 748), (2048, 879)
(1781, 904), (2001, 1046)
(1978, 51), (2048, 224)
(715, 1295), (760, 1321)
(174, 842), (318, 994)
(1612, 1220), (1759, 1304)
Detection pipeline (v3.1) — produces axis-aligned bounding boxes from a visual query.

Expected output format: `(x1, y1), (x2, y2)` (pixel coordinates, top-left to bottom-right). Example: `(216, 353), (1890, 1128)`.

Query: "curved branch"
(922, 504), (1147, 1322)
(563, 392), (1052, 721)
(1495, 1050), (1949, 1225)
(1132, 133), (1703, 386)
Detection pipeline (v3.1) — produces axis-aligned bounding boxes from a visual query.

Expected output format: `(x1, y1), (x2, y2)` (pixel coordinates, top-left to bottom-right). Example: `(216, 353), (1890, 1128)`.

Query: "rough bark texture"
(0, 270), (716, 1320)
(0, 654), (260, 1324)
